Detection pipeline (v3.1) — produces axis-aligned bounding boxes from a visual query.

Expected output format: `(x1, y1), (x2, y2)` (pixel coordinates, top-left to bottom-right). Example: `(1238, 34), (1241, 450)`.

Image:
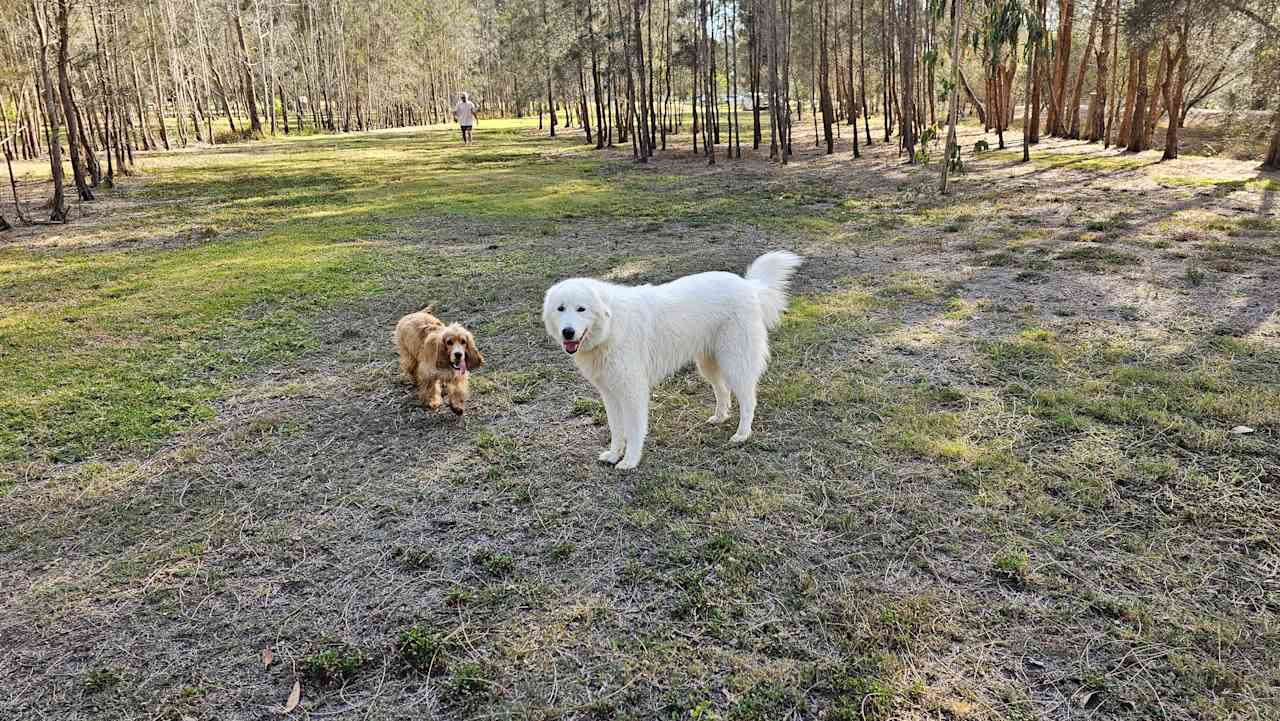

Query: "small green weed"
(992, 549), (1031, 585)
(391, 545), (437, 569)
(84, 667), (123, 694)
(301, 645), (366, 687)
(446, 662), (495, 705)
(571, 398), (606, 425)
(473, 548), (516, 577)
(398, 625), (450, 675)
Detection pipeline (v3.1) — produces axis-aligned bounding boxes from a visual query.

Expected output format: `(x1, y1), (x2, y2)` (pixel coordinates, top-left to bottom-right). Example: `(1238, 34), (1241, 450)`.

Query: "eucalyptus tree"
(974, 0), (1023, 150)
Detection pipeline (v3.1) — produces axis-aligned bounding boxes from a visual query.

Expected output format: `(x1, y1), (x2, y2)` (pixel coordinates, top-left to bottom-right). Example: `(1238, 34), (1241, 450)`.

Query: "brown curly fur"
(394, 306), (484, 415)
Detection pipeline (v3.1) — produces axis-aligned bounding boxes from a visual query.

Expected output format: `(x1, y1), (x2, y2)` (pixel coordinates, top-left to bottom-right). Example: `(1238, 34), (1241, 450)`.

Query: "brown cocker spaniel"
(395, 306), (484, 415)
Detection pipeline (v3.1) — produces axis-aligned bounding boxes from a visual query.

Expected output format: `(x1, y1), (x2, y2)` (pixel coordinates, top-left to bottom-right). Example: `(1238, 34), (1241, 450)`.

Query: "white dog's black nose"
(561, 327), (575, 340)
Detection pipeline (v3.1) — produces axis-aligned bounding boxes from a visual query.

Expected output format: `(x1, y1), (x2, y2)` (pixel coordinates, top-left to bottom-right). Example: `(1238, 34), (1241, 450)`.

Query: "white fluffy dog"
(543, 251), (802, 470)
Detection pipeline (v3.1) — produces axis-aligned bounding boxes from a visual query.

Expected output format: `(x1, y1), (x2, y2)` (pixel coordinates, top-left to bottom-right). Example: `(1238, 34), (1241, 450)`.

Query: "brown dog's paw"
(449, 403), (465, 416)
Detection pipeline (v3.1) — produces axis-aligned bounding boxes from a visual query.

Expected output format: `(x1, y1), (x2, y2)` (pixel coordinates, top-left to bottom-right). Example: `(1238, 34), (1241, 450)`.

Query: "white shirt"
(454, 101), (477, 126)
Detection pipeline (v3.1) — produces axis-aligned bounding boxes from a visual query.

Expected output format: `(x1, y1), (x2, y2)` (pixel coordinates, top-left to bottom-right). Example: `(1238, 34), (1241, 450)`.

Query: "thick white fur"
(542, 251), (802, 470)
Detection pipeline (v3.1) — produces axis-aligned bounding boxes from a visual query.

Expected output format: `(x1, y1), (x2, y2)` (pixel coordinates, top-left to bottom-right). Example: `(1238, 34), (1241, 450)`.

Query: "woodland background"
(2, 0), (1279, 226)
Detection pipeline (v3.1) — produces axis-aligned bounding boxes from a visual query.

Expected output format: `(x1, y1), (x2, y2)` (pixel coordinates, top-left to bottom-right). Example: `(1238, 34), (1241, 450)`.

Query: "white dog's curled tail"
(745, 250), (803, 329)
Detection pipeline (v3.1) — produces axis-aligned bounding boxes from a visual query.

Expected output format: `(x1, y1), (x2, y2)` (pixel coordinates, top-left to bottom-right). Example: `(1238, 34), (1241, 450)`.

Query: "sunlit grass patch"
(877, 272), (941, 300)
(981, 327), (1066, 372)
(774, 285), (891, 353)
(989, 150), (1156, 172)
(943, 297), (989, 320)
(1054, 245), (1142, 269)
(1153, 175), (1280, 192)
(0, 234), (408, 462)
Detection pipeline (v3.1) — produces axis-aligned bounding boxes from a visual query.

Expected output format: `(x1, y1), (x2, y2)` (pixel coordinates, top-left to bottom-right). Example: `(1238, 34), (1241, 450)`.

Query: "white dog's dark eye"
(557, 305), (564, 312)
(576, 306), (585, 312)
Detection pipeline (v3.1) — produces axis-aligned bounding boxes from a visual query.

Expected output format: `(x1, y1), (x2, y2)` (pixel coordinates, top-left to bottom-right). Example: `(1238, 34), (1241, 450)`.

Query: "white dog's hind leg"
(720, 324), (767, 444)
(614, 386), (649, 470)
(728, 382), (757, 444)
(696, 353), (732, 424)
(597, 390), (626, 464)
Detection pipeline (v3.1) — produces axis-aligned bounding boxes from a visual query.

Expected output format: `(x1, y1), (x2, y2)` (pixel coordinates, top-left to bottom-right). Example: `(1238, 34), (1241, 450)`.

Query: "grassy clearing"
(2, 118), (1278, 721)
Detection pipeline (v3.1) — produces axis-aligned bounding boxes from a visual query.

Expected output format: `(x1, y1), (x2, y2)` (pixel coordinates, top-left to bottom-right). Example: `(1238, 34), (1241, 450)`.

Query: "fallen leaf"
(1230, 426), (1254, 435)
(282, 680), (300, 714)
(1078, 689), (1102, 709)
(261, 648), (273, 669)
(1024, 658), (1045, 669)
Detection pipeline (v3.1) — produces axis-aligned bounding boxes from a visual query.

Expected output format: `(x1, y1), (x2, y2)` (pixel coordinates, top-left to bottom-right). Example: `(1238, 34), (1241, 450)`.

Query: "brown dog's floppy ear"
(420, 330), (446, 369)
(434, 331), (454, 369)
(464, 333), (484, 370)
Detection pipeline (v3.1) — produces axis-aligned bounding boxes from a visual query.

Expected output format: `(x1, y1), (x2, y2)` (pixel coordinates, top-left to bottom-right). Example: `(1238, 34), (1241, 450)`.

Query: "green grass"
(0, 120), (906, 464)
(301, 645), (367, 687)
(1054, 245), (1142, 268)
(398, 625), (451, 675)
(988, 150), (1157, 172)
(1154, 175), (1280, 192)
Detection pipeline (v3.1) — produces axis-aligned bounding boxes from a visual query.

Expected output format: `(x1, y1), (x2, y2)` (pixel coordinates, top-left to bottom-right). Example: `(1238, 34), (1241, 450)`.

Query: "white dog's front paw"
(598, 449), (623, 464)
(729, 431), (752, 444)
(706, 413), (728, 424)
(614, 458), (639, 471)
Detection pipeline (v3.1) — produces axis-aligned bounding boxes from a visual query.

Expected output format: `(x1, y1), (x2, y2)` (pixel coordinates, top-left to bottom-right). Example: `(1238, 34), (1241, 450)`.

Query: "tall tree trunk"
(899, 0), (916, 162)
(881, 0), (892, 141)
(958, 66), (986, 127)
(1125, 44), (1150, 152)
(750, 0), (762, 149)
(145, 2), (171, 150)
(1115, 45), (1137, 147)
(819, 0), (834, 154)
(1264, 108), (1280, 170)
(107, 7), (134, 169)
(543, 0), (557, 137)
(1029, 0), (1045, 143)
(1022, 21), (1036, 161)
(699, 0), (715, 162)
(587, 0), (607, 149)
(279, 83), (290, 134)
(692, 0), (702, 153)
(75, 103), (102, 186)
(577, 53), (593, 145)
(1104, 0), (1122, 146)
(1142, 38), (1168, 148)
(129, 44), (154, 151)
(55, 0), (93, 201)
(229, 0), (262, 134)
(649, 0), (658, 150)
(1161, 10), (1189, 161)
(730, 0), (742, 157)
(90, 1), (116, 183)
(1048, 0), (1074, 137)
(859, 0), (871, 145)
(1084, 0), (1112, 142)
(942, 0), (963, 189)
(1066, 3), (1099, 139)
(30, 0), (69, 220)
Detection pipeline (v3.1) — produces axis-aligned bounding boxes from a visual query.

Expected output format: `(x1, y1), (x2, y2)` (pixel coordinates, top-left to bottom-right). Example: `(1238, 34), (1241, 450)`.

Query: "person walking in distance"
(454, 92), (478, 144)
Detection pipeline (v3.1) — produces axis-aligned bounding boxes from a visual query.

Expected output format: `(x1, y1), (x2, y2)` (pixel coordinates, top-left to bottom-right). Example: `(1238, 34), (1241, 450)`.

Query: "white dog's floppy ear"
(542, 287), (558, 338)
(593, 287), (612, 318)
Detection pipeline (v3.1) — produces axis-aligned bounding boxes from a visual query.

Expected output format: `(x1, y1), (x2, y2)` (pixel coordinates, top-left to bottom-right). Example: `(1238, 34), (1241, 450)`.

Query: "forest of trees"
(1, 0), (1278, 225)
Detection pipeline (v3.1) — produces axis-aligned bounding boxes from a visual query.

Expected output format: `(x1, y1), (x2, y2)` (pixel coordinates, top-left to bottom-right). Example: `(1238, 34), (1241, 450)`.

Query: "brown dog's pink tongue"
(458, 357), (468, 375)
